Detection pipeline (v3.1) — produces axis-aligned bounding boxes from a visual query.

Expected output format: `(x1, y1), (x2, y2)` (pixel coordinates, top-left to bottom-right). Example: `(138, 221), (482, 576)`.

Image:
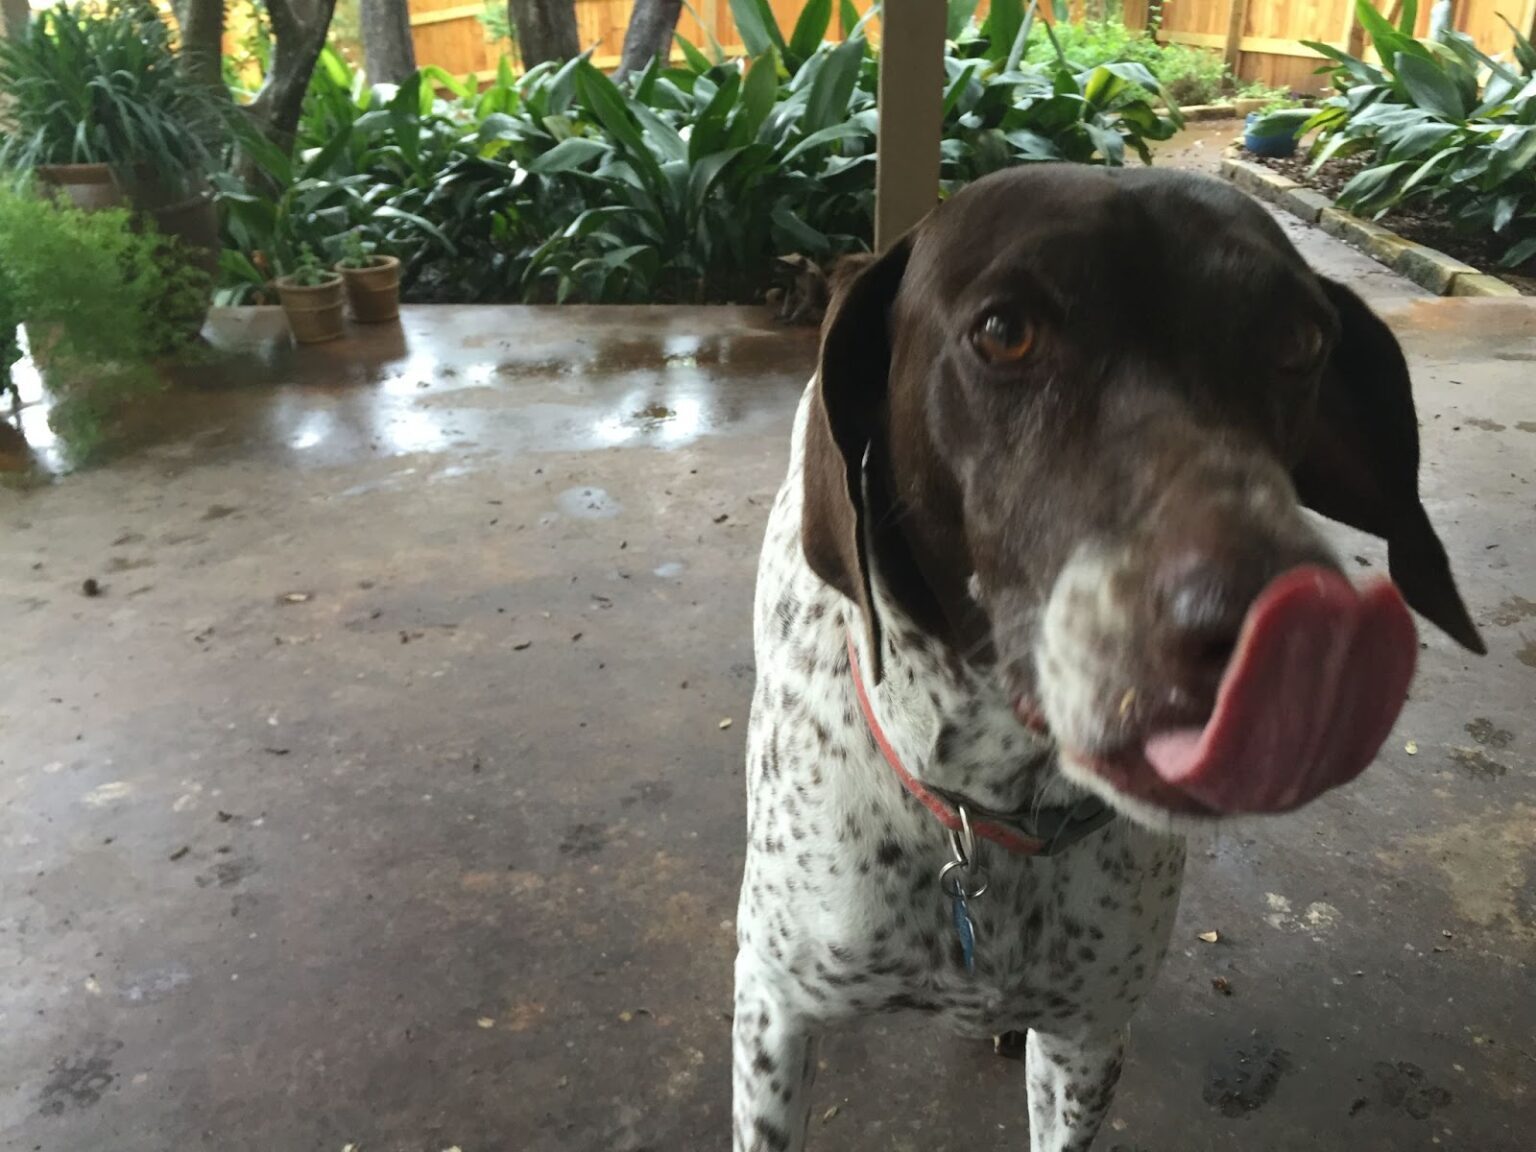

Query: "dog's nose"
(1160, 563), (1251, 687)
(1152, 530), (1284, 696)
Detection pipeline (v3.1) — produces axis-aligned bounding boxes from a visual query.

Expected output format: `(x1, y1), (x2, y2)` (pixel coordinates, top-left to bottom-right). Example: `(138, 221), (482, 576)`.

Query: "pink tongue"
(1143, 566), (1417, 814)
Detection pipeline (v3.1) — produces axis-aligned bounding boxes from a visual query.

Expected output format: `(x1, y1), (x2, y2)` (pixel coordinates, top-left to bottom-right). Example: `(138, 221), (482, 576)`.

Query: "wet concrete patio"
(1, 222), (1533, 1151)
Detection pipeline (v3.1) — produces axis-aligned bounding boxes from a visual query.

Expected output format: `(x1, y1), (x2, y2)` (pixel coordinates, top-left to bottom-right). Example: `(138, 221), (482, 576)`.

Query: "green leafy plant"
(338, 229), (381, 269)
(1301, 1), (1536, 268)
(0, 187), (206, 456)
(286, 244), (338, 286)
(218, 0), (1180, 307)
(0, 0), (226, 198)
(1022, 16), (1232, 106)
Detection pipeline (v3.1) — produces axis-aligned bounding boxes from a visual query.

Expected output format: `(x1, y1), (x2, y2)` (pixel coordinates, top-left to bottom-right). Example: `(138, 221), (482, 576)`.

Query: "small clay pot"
(36, 163), (124, 211)
(336, 254), (401, 322)
(275, 273), (346, 344)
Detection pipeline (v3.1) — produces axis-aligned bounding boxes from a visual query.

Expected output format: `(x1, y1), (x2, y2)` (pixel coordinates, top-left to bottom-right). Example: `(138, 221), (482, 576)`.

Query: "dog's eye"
(973, 313), (1034, 363)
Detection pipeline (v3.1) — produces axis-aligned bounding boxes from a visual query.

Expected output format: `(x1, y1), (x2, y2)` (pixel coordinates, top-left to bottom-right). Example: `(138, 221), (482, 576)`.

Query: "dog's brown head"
(803, 166), (1483, 825)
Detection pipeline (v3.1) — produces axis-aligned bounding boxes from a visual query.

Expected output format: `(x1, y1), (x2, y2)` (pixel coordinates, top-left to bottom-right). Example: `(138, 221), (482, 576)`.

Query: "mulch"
(1254, 152), (1536, 295)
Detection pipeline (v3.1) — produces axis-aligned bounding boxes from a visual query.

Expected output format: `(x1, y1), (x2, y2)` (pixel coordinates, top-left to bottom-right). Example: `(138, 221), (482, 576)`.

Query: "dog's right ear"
(801, 238), (912, 684)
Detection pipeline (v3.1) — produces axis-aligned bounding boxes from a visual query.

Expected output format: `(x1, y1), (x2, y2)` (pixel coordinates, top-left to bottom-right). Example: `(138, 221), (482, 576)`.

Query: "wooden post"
(1223, 0), (1250, 73)
(874, 0), (946, 251)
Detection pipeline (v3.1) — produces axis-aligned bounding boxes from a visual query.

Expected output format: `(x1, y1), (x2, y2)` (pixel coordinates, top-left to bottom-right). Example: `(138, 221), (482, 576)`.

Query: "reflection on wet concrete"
(4, 305), (817, 475)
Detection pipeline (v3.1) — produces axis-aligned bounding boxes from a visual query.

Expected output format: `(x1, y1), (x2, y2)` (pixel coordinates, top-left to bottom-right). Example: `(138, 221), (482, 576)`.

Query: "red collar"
(846, 633), (1051, 855)
(845, 632), (1116, 857)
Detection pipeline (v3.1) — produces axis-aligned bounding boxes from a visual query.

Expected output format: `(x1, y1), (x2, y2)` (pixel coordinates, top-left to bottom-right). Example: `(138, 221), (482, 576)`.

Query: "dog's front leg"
(1024, 1028), (1126, 1152)
(732, 952), (819, 1152)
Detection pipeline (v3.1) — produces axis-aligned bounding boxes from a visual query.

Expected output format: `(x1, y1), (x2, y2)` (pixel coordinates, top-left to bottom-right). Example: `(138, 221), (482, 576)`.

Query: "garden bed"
(1252, 153), (1535, 295)
(1220, 148), (1530, 298)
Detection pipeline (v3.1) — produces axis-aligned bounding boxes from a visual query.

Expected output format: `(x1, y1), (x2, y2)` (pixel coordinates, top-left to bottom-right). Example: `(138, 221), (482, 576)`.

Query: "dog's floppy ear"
(1293, 278), (1485, 654)
(801, 239), (912, 683)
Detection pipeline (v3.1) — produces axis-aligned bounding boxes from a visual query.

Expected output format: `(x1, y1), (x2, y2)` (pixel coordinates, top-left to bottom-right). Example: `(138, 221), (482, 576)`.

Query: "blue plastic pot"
(1243, 111), (1299, 159)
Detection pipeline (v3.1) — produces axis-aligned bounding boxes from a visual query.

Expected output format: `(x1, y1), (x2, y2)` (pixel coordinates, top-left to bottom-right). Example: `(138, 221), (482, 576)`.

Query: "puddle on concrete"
(1, 307), (818, 477)
(556, 486), (622, 519)
(653, 561), (686, 578)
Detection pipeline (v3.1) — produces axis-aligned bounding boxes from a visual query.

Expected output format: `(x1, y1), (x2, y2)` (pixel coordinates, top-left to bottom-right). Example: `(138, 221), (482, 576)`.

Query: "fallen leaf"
(1211, 976), (1233, 996)
(169, 846), (190, 862)
(719, 718), (733, 730)
(1405, 740), (1419, 755)
(713, 513), (729, 524)
(1198, 930), (1219, 944)
(476, 1017), (495, 1029)
(618, 1010), (634, 1022)
(513, 640), (532, 651)
(822, 1105), (839, 1123)
(280, 592), (311, 604)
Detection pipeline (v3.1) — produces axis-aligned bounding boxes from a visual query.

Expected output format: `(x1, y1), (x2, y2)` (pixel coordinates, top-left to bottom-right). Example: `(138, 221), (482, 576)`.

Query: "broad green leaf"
(574, 63), (663, 187)
(526, 137), (609, 173)
(789, 0), (832, 63)
(986, 0), (1024, 65)
(740, 51), (780, 141)
(839, 0), (860, 37)
(1499, 234), (1536, 268)
(781, 121), (865, 164)
(729, 0), (785, 58)
(675, 33), (712, 74)
(1501, 14), (1536, 74)
(803, 35), (863, 135)
(770, 203), (829, 253)
(1395, 52), (1467, 120)
(299, 123), (353, 178)
(421, 65), (470, 100)
(630, 100), (688, 162)
(947, 0), (982, 40)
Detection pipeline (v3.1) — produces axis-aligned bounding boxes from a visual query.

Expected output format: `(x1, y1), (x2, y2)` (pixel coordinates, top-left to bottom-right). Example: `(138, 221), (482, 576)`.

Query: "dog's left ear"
(801, 238), (912, 683)
(1293, 278), (1485, 654)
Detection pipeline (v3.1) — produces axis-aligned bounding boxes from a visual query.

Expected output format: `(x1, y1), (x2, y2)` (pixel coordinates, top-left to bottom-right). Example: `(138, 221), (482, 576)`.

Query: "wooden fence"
(1125, 0), (1536, 92)
(406, 1), (1536, 88)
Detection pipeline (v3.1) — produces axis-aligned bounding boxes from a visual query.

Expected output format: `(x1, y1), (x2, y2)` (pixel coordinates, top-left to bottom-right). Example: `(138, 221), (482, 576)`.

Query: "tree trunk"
(176, 0), (228, 92)
(506, 0), (580, 67)
(1, 0), (31, 39)
(613, 0), (681, 80)
(240, 0), (339, 181)
(361, 0), (418, 84)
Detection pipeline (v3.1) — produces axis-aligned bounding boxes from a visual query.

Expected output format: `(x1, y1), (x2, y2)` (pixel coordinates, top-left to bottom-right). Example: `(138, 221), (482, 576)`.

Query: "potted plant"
(335, 230), (402, 323)
(0, 0), (225, 324)
(276, 246), (347, 344)
(1243, 105), (1314, 159)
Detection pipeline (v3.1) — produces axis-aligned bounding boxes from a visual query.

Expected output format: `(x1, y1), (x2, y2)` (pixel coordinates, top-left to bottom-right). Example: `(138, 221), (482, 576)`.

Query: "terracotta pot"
(36, 163), (125, 211)
(336, 255), (402, 322)
(275, 274), (346, 344)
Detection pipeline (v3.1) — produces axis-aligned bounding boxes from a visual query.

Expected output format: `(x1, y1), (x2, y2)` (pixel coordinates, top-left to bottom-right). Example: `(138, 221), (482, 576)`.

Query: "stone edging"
(1181, 97), (1268, 121)
(1219, 147), (1521, 298)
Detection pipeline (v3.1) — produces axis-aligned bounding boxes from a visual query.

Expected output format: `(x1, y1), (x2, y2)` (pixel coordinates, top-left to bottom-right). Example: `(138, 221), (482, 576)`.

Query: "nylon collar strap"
(845, 632), (1115, 857)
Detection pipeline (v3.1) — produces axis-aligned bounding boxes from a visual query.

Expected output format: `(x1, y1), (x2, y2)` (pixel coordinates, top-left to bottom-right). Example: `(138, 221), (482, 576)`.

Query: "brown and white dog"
(732, 166), (1482, 1151)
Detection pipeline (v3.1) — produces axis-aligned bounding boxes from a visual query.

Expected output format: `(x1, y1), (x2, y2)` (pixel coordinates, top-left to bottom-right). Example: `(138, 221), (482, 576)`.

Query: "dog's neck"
(857, 577), (1086, 819)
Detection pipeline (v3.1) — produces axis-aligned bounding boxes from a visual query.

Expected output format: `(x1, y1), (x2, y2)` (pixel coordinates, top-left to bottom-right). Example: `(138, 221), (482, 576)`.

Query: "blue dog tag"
(952, 893), (977, 973)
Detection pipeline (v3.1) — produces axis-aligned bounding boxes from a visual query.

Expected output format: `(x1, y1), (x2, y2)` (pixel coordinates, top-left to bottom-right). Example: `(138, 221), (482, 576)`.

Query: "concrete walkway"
(1, 226), (1533, 1149)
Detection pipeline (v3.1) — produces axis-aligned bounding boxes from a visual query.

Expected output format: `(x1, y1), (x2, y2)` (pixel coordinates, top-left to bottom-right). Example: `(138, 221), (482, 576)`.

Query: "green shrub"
(1022, 16), (1232, 106)
(0, 188), (206, 456)
(217, 0), (1181, 306)
(1303, 0), (1536, 268)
